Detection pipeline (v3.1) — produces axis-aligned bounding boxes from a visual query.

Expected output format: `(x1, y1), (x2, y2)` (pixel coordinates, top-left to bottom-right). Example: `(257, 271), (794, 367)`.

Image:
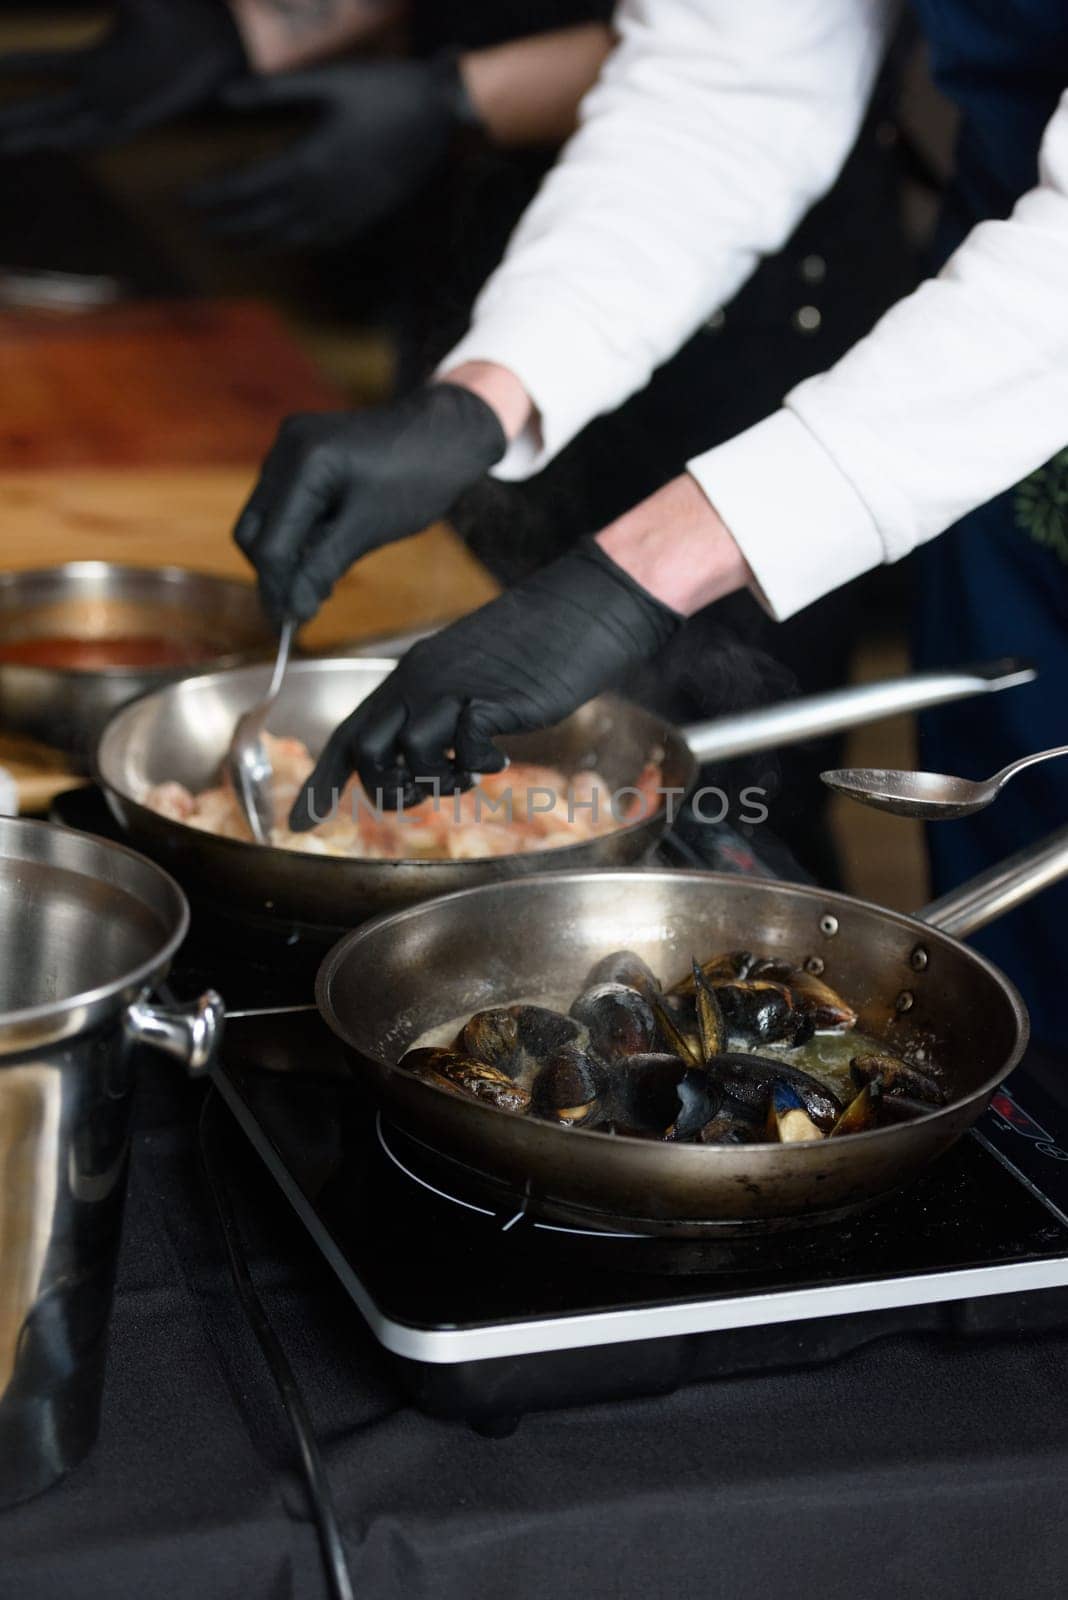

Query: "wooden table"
(0, 297), (497, 803)
(0, 299), (496, 647)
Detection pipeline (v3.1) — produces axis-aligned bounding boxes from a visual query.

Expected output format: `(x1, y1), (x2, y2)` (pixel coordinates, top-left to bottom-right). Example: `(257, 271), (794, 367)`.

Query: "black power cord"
(198, 1088), (356, 1600)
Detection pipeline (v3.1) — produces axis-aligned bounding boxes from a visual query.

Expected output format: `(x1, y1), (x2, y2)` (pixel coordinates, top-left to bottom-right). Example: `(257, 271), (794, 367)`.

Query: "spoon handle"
(993, 743), (1068, 791)
(266, 617), (297, 703)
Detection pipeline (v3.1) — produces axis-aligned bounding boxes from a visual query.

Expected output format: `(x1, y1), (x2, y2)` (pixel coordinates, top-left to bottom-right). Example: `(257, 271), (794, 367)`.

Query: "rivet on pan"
(910, 947), (929, 972)
(819, 914), (839, 937)
(896, 991), (915, 1013)
(804, 956), (825, 976)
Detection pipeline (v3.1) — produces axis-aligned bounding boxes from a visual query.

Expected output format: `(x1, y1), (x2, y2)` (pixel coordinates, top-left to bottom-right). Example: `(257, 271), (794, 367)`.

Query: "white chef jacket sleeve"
(691, 90), (1068, 619)
(441, 0), (896, 477)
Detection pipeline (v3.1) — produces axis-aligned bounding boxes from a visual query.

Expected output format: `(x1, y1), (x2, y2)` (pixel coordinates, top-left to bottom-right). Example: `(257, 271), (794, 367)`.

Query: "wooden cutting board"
(0, 300), (343, 471)
(0, 296), (498, 803)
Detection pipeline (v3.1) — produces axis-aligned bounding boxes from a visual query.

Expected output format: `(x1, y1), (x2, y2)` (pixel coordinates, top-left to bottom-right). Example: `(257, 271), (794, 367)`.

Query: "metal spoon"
(821, 744), (1068, 820)
(224, 618), (296, 844)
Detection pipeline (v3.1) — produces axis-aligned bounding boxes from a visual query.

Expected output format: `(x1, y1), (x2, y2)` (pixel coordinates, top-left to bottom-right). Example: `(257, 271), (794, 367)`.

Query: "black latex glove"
(289, 538), (681, 826)
(0, 0), (246, 154)
(234, 383), (507, 626)
(192, 55), (477, 249)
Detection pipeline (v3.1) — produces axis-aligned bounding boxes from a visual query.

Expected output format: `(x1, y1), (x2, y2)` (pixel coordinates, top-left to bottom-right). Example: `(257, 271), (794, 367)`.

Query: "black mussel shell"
(509, 1004), (582, 1059)
(851, 1052), (945, 1106)
(570, 981), (658, 1059)
(611, 1053), (721, 1141)
(456, 1008), (520, 1071)
(698, 1095), (763, 1145)
(715, 1051), (842, 1130)
(583, 949), (661, 1001)
(717, 982), (813, 1047)
(402, 1047), (531, 1114)
(532, 1043), (605, 1126)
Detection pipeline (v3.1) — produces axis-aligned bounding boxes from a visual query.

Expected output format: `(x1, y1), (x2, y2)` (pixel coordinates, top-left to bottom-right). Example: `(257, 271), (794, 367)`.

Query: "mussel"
(715, 1052), (842, 1130)
(570, 981), (658, 1059)
(766, 1081), (824, 1143)
(785, 969), (858, 1030)
(650, 995), (703, 1066)
(669, 950), (754, 996)
(697, 1094), (764, 1145)
(851, 1052), (945, 1106)
(829, 1080), (880, 1137)
(511, 1004), (584, 1059)
(692, 961), (728, 1059)
(456, 1008), (520, 1071)
(583, 949), (661, 1002)
(532, 1043), (605, 1127)
(716, 981), (814, 1048)
(401, 1047), (532, 1114)
(610, 1053), (720, 1141)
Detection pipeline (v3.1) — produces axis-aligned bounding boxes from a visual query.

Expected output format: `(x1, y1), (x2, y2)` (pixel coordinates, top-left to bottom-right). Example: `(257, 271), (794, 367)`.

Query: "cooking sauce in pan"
(0, 635), (213, 670)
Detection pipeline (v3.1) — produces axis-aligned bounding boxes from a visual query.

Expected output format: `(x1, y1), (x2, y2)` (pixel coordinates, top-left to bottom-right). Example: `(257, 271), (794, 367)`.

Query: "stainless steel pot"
(314, 828), (1068, 1236)
(96, 655), (1032, 935)
(0, 818), (222, 1507)
(0, 563), (276, 767)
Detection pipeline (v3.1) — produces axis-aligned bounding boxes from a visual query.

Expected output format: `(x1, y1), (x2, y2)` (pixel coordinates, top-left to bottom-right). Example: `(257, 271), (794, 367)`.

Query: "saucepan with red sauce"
(0, 563), (276, 766)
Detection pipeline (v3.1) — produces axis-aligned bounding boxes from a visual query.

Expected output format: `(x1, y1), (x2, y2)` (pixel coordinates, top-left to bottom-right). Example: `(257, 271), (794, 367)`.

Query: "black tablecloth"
(2, 1059), (1067, 1600)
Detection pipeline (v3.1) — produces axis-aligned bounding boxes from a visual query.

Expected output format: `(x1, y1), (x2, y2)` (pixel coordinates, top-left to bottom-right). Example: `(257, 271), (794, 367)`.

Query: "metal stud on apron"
(910, 0), (1068, 1050)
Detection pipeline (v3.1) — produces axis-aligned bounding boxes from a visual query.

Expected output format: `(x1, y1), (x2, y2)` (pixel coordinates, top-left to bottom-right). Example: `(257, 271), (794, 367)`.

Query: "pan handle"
(125, 990), (225, 1076)
(680, 658), (1035, 765)
(917, 824), (1068, 939)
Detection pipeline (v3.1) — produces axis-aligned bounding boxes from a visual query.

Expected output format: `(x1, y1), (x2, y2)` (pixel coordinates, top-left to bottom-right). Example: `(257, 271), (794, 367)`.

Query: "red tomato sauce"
(0, 634), (214, 670)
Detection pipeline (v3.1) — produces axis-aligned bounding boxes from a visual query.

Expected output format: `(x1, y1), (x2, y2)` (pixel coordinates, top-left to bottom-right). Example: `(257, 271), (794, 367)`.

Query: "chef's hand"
(192, 56), (477, 249)
(289, 539), (681, 826)
(233, 383), (507, 625)
(0, 0), (247, 154)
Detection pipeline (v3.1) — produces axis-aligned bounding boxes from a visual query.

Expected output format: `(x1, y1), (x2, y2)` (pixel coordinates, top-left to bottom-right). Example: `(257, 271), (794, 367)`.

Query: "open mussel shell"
(691, 960), (728, 1058)
(609, 1053), (720, 1141)
(716, 1052), (842, 1130)
(570, 981), (658, 1059)
(650, 995), (702, 1067)
(851, 1051), (945, 1106)
(401, 1047), (532, 1114)
(829, 1080), (881, 1138)
(766, 1081), (825, 1143)
(669, 950), (754, 997)
(582, 949), (661, 1002)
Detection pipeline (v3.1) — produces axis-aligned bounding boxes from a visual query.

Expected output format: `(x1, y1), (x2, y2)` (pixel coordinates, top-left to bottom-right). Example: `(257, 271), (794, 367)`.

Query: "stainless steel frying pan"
(96, 657), (1032, 933)
(315, 828), (1068, 1236)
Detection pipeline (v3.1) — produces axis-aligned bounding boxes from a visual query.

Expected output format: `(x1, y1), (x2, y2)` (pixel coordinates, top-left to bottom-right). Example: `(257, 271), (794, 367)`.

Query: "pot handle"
(681, 658), (1035, 765)
(125, 990), (225, 1076)
(917, 823), (1068, 939)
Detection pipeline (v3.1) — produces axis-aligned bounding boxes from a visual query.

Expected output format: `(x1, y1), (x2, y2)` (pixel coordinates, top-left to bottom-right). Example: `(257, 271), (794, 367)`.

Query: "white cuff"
(439, 291), (650, 483)
(686, 409), (886, 621)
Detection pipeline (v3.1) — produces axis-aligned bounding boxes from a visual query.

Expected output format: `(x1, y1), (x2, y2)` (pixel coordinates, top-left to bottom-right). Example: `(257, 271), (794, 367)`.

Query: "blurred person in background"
(228, 1), (1066, 1047)
(0, 0), (918, 885)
